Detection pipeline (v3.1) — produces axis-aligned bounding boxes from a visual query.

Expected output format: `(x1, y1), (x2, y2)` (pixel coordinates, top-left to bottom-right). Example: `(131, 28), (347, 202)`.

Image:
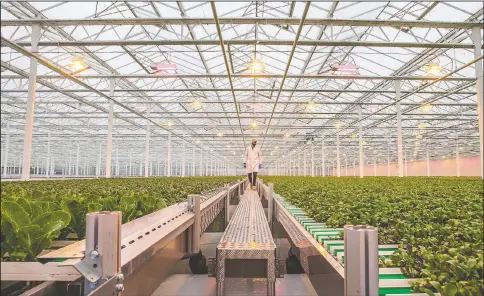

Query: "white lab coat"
(244, 145), (262, 174)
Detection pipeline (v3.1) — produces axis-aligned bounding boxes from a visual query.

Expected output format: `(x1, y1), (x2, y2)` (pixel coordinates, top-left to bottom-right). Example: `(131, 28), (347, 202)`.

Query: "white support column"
(358, 106), (364, 178)
(128, 150), (132, 176)
(76, 141), (80, 177)
(387, 143), (390, 176)
(373, 158), (377, 176)
(456, 141), (460, 177)
(471, 27), (483, 179)
(68, 153), (72, 176)
(353, 159), (356, 176)
(105, 79), (115, 178)
(144, 103), (152, 177)
(336, 134), (341, 177)
(311, 144), (315, 177)
(96, 142), (102, 177)
(321, 137), (325, 176)
(404, 151), (408, 177)
(426, 146), (430, 177)
(45, 132), (51, 177)
(210, 154), (213, 176)
(199, 149), (203, 176)
(303, 147), (307, 176)
(205, 150), (209, 176)
(395, 80), (404, 177)
(2, 122), (10, 177)
(182, 138), (186, 177)
(192, 146), (196, 177)
(115, 148), (119, 176)
(21, 22), (40, 180)
(345, 158), (348, 176)
(167, 134), (172, 177)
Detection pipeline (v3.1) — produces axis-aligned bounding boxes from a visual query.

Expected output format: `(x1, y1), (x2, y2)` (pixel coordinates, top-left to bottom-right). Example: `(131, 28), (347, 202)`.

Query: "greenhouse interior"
(0, 1), (483, 296)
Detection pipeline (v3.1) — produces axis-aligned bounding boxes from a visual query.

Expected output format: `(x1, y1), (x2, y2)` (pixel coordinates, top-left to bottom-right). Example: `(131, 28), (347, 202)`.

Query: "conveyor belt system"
(273, 194), (439, 296)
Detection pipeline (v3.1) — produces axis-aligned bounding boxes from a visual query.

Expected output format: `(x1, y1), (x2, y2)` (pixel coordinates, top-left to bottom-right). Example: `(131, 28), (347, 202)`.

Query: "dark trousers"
(247, 172), (258, 186)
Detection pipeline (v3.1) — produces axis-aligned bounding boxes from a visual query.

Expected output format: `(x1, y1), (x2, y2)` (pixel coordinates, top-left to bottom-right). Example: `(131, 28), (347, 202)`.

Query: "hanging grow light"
(331, 64), (359, 73)
(248, 59), (264, 74)
(151, 62), (177, 74)
(425, 63), (442, 76)
(70, 57), (86, 72)
(418, 123), (425, 129)
(420, 104), (432, 112)
(335, 122), (341, 129)
(416, 135), (423, 139)
(217, 132), (223, 137)
(284, 133), (291, 138)
(307, 101), (316, 111)
(250, 120), (258, 128)
(193, 101), (203, 109)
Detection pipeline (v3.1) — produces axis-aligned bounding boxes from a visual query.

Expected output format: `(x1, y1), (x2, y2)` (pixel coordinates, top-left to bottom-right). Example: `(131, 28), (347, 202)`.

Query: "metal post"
(167, 134), (172, 177)
(456, 141), (460, 177)
(358, 106), (364, 178)
(205, 150), (209, 176)
(105, 79), (115, 178)
(45, 131), (51, 177)
(2, 122), (10, 177)
(471, 27), (483, 179)
(303, 147), (307, 176)
(188, 195), (201, 254)
(68, 153), (72, 176)
(96, 142), (102, 177)
(426, 146), (430, 177)
(21, 22), (40, 180)
(182, 138), (186, 177)
(344, 225), (379, 296)
(144, 103), (152, 177)
(192, 146), (196, 177)
(76, 141), (80, 177)
(311, 144), (315, 177)
(128, 150), (132, 176)
(336, 134), (341, 177)
(199, 149), (203, 176)
(224, 185), (230, 227)
(115, 148), (119, 176)
(268, 183), (274, 229)
(395, 80), (404, 177)
(321, 137), (325, 176)
(387, 144), (390, 177)
(82, 211), (122, 294)
(404, 151), (408, 177)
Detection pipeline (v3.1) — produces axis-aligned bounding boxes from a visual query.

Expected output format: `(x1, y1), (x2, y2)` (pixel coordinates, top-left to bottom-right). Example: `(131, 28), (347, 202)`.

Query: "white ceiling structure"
(0, 1), (483, 177)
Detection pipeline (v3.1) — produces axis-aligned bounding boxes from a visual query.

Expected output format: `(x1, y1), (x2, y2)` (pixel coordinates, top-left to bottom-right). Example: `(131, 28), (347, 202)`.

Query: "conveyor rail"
(211, 186), (278, 296)
(261, 181), (439, 296)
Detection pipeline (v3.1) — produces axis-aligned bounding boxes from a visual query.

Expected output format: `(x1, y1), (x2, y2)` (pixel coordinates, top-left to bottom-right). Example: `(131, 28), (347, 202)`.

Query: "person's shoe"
(251, 185), (255, 190)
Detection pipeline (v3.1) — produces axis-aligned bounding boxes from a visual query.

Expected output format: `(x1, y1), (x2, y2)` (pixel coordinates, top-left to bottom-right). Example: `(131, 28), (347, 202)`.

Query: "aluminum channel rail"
(215, 186), (277, 296)
(1, 180), (245, 282)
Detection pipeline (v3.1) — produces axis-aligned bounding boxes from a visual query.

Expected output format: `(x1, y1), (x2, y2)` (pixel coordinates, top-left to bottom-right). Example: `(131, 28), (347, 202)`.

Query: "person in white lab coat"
(244, 138), (262, 190)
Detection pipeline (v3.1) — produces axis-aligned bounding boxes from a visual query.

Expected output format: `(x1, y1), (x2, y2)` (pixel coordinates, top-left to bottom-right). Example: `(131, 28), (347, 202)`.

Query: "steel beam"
(6, 39), (477, 49)
(0, 88), (476, 95)
(1, 73), (474, 81)
(2, 17), (482, 28)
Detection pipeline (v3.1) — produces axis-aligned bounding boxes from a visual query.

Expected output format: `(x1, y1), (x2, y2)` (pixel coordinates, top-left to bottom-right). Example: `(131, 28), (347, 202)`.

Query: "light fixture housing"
(193, 101), (203, 109)
(250, 120), (258, 128)
(151, 62), (177, 74)
(70, 57), (86, 72)
(249, 59), (264, 74)
(425, 63), (442, 76)
(420, 104), (432, 112)
(307, 101), (316, 111)
(331, 64), (359, 73)
(217, 132), (223, 137)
